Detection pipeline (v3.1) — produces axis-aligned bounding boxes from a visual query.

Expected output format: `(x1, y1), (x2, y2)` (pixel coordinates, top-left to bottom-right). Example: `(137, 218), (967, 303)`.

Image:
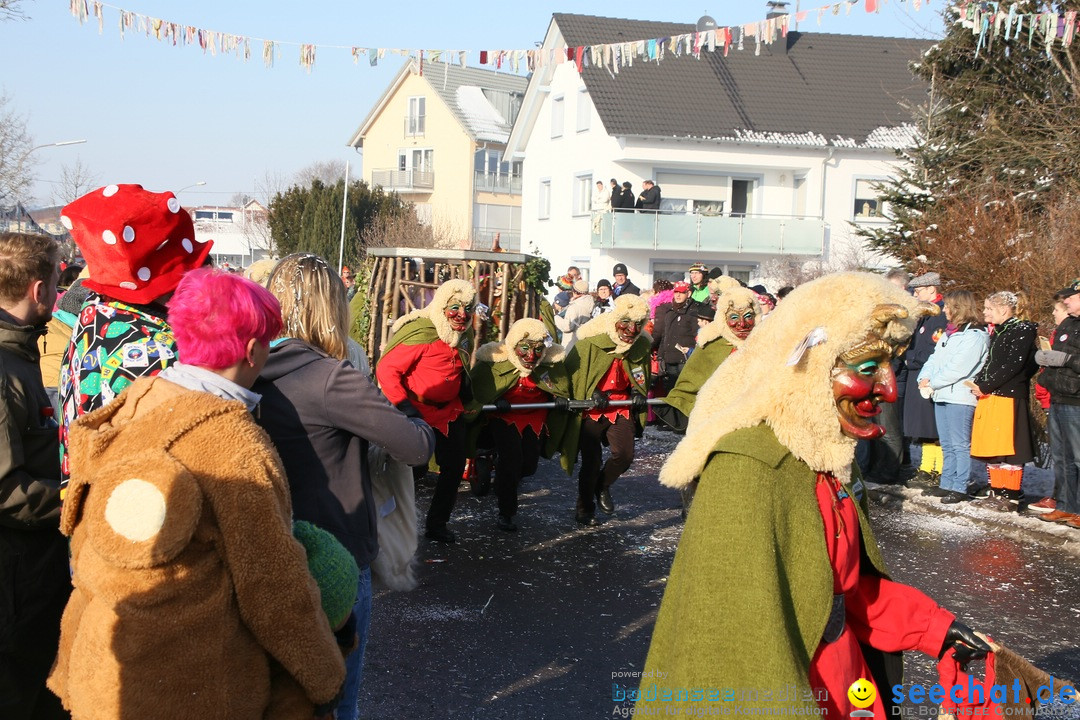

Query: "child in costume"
(470, 319), (572, 532)
(49, 268), (346, 720)
(376, 279), (475, 544)
(637, 272), (990, 717)
(563, 294), (652, 526)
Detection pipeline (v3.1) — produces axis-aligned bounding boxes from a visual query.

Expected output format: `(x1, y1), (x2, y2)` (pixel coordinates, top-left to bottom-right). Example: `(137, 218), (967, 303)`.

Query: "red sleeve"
(375, 343), (425, 405)
(1035, 376), (1051, 410)
(846, 574), (955, 656)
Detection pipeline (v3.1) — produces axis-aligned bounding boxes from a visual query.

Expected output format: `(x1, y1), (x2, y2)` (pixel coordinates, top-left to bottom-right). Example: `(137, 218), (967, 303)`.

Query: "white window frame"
(571, 173), (593, 217)
(550, 95), (564, 139)
(852, 177), (889, 222)
(407, 96), (426, 136)
(398, 148), (434, 172)
(576, 88), (591, 132)
(538, 179), (551, 220)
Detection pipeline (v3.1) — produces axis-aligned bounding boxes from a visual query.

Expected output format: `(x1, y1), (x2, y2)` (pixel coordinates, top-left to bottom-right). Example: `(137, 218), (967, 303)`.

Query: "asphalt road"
(355, 427), (1080, 719)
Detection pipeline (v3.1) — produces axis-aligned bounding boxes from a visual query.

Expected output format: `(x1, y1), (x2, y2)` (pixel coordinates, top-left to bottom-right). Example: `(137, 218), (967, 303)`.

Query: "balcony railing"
(473, 172), (523, 195)
(593, 211), (826, 255)
(371, 169), (434, 192)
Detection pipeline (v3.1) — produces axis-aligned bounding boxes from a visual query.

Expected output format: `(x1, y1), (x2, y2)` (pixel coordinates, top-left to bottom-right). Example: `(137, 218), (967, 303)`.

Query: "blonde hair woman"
(916, 290), (988, 504)
(253, 253), (435, 720)
(968, 290), (1039, 512)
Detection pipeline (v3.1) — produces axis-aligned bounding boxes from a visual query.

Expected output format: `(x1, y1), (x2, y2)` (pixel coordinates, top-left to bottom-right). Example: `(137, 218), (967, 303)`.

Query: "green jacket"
(468, 359), (572, 458)
(539, 299), (560, 344)
(560, 333), (651, 475)
(664, 336), (734, 417)
(637, 423), (901, 713)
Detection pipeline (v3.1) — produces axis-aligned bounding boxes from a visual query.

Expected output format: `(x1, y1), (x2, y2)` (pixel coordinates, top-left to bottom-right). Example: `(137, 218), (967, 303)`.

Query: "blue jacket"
(917, 324), (988, 406)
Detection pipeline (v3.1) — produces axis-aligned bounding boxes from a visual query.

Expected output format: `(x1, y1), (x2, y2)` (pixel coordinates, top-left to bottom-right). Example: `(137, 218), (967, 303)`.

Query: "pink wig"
(168, 267), (282, 369)
(649, 289), (674, 319)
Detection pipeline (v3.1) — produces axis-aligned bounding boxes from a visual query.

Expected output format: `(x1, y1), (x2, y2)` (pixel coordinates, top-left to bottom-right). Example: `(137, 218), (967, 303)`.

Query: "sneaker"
(971, 492), (1017, 513)
(1066, 516), (1080, 529)
(940, 491), (971, 505)
(1027, 497), (1057, 514)
(966, 485), (991, 499)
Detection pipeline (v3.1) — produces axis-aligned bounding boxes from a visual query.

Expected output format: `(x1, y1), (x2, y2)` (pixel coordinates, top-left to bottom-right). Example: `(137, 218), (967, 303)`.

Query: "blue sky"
(1, 0), (944, 208)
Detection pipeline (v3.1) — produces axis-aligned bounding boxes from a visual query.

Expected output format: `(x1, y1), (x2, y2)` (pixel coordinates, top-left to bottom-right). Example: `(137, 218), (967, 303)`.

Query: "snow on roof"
(669, 124), (919, 150)
(455, 86), (511, 143)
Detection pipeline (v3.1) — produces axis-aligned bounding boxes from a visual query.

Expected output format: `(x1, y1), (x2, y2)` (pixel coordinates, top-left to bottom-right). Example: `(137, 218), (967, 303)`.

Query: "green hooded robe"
(635, 423), (902, 714)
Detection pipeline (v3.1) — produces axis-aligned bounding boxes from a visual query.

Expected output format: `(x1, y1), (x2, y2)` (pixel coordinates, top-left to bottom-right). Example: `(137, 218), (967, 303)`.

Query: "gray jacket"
(554, 294), (596, 351)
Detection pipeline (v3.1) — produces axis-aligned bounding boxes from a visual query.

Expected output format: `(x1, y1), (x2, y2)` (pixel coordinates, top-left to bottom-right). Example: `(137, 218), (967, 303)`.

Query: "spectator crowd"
(1, 181), (1078, 719)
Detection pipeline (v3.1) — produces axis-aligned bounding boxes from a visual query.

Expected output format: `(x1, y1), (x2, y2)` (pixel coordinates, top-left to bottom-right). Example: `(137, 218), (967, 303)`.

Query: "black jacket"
(254, 339), (435, 566)
(974, 317), (1039, 399)
(612, 279), (640, 297)
(636, 184), (662, 211)
(615, 188), (635, 211)
(652, 300), (699, 365)
(1041, 315), (1080, 405)
(0, 309), (61, 529)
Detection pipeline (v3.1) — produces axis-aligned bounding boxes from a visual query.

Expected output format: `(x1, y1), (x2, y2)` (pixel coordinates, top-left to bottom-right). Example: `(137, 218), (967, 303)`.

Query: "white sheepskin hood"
(659, 272), (937, 489)
(697, 285), (763, 348)
(390, 278), (476, 348)
(474, 318), (564, 377)
(574, 293), (650, 354)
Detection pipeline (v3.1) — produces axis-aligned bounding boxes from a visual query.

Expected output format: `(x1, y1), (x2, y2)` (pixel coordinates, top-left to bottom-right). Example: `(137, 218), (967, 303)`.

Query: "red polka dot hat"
(61, 184), (213, 305)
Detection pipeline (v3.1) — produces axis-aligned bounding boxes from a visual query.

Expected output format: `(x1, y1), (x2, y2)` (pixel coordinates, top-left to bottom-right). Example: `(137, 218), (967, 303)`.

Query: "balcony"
(371, 169), (434, 193)
(593, 212), (826, 255)
(473, 172), (523, 195)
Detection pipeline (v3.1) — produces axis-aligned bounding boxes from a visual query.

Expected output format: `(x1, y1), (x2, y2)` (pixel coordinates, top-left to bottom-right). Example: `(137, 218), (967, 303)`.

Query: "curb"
(867, 482), (1080, 559)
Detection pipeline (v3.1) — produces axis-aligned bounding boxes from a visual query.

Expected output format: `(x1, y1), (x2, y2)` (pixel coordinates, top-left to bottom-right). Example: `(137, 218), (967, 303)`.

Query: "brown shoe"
(1039, 510), (1077, 524)
(1028, 497), (1057, 513)
(1066, 515), (1080, 529)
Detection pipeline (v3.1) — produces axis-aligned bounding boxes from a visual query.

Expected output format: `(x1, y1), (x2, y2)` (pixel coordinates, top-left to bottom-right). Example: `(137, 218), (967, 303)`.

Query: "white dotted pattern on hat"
(181, 238), (193, 253)
(102, 230), (117, 245)
(105, 478), (166, 542)
(137, 267), (151, 282)
(119, 281), (138, 290)
(167, 197), (180, 214)
(122, 225), (135, 243)
(60, 215), (73, 230)
(102, 185), (119, 198)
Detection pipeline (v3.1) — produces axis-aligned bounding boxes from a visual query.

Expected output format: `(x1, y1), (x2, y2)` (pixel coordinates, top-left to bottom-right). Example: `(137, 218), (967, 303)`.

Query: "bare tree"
(50, 157), (101, 205)
(1, 0), (28, 21)
(229, 192), (254, 207)
(293, 160), (351, 187)
(0, 93), (35, 206)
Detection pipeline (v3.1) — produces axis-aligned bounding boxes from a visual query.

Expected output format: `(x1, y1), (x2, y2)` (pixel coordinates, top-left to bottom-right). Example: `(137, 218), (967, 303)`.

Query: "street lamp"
(7, 139), (86, 230)
(177, 181), (206, 193)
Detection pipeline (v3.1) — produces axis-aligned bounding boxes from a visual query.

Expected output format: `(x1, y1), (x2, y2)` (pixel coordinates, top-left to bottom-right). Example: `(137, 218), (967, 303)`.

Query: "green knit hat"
(292, 520), (359, 629)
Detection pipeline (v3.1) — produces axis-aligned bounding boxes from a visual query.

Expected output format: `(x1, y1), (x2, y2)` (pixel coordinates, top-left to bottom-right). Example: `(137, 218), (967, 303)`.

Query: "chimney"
(766, 0), (790, 19)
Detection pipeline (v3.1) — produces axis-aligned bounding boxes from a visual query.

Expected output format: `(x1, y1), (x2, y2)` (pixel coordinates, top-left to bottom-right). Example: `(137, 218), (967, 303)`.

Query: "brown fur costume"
(48, 378), (345, 719)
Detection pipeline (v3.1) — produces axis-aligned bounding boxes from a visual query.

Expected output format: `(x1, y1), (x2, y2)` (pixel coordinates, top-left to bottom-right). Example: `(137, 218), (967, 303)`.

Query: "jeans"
(1049, 403), (1080, 514)
(934, 402), (975, 493)
(335, 566), (372, 720)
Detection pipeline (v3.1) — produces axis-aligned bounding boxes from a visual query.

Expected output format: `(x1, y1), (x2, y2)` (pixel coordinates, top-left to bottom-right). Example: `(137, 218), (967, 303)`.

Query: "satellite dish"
(696, 15), (717, 33)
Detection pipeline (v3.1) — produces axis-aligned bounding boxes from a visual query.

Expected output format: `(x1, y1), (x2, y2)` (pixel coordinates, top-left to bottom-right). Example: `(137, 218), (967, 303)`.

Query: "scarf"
(158, 362), (262, 412)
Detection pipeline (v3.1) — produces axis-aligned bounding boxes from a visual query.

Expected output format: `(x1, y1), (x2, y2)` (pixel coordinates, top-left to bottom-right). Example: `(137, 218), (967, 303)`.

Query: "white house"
(504, 12), (930, 289)
(189, 200), (272, 269)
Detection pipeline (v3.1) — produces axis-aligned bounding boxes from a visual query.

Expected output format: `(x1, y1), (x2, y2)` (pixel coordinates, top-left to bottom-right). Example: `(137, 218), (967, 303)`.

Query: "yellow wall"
(362, 72), (476, 245)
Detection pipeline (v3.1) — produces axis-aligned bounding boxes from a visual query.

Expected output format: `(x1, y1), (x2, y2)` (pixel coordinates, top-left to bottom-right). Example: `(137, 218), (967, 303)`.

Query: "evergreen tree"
(267, 178), (408, 268)
(858, 1), (1080, 261)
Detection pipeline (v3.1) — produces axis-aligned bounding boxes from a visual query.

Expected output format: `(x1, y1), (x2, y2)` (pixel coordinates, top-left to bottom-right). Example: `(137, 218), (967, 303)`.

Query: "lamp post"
(9, 139), (86, 230)
(177, 181), (206, 194)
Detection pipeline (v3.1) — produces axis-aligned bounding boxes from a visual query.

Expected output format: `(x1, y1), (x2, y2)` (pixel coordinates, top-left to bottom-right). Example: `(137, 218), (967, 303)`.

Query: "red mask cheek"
(833, 371), (875, 403)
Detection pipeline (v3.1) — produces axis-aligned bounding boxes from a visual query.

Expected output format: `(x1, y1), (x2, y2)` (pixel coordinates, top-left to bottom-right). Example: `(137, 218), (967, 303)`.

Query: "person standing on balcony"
(611, 263), (640, 298)
(591, 181), (611, 235)
(635, 180), (662, 212)
(615, 182), (635, 212)
(609, 179), (621, 212)
(688, 263), (710, 304)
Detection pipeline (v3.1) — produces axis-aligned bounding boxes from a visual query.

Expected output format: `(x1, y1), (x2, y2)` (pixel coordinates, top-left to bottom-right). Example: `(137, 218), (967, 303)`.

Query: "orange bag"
(970, 395), (1015, 458)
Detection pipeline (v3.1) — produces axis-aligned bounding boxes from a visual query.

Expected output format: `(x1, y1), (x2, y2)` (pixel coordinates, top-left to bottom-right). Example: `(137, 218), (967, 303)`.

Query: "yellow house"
(347, 60), (527, 250)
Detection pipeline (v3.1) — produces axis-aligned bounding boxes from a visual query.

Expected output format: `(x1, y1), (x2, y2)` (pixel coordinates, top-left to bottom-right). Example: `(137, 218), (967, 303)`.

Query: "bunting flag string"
(68, 0), (940, 74)
(954, 2), (1080, 57)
